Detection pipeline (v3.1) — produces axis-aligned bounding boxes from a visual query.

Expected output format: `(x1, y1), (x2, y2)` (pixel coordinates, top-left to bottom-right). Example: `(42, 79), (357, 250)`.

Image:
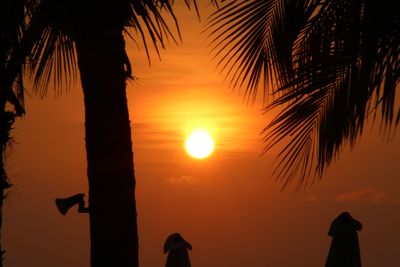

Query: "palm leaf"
(26, 0), (212, 94)
(29, 26), (77, 98)
(208, 0), (400, 188)
(0, 0), (27, 115)
(206, 0), (276, 101)
(270, 0), (400, 185)
(207, 0), (318, 102)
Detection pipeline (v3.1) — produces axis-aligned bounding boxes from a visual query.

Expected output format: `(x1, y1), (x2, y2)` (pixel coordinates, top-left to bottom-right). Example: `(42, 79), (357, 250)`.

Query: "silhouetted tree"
(4, 0), (216, 266)
(208, 0), (400, 188)
(0, 0), (26, 265)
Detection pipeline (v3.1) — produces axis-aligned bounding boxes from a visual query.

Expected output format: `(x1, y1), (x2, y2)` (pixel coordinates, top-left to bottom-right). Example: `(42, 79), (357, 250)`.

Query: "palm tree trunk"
(75, 29), (138, 267)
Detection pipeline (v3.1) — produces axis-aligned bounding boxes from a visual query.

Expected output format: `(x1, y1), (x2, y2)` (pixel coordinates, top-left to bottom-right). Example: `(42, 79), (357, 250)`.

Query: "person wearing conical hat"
(164, 233), (192, 267)
(325, 212), (362, 267)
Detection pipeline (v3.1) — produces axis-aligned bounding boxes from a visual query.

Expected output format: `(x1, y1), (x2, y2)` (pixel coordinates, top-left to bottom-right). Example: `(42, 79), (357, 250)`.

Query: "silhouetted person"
(325, 212), (362, 267)
(164, 233), (192, 267)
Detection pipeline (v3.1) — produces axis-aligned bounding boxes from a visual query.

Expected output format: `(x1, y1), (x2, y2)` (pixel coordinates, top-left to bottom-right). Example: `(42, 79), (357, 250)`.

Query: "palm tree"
(0, 0), (27, 265)
(3, 0), (220, 266)
(207, 0), (400, 189)
(25, 1), (183, 266)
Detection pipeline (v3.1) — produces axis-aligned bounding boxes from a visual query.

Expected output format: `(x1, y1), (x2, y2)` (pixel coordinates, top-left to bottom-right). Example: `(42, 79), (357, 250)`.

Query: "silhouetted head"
(340, 211), (351, 219)
(164, 233), (192, 253)
(172, 233), (184, 243)
(328, 212), (362, 237)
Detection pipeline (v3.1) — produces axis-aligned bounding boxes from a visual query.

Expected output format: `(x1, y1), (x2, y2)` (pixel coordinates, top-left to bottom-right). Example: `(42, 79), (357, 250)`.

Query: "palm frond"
(0, 0), (79, 99)
(25, 0), (211, 96)
(268, 0), (400, 187)
(208, 0), (400, 188)
(126, 0), (207, 63)
(29, 26), (77, 98)
(0, 0), (27, 115)
(127, 1), (179, 62)
(206, 0), (276, 101)
(207, 0), (318, 103)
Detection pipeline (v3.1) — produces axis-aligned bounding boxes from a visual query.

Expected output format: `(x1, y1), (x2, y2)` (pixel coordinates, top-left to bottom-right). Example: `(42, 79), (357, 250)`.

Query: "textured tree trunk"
(75, 29), (138, 267)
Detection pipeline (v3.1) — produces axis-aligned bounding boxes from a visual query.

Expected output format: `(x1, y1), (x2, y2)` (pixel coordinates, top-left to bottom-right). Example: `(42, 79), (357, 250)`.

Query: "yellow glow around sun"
(185, 130), (215, 159)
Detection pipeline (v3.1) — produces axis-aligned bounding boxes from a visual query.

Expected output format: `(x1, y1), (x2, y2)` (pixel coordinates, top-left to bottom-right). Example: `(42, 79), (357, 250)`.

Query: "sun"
(185, 130), (215, 159)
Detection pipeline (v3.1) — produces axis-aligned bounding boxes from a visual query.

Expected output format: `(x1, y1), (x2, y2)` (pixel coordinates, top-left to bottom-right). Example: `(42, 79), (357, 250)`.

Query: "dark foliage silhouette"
(0, 0), (27, 265)
(207, 0), (400, 188)
(2, 0), (223, 266)
(23, 1), (191, 266)
(164, 233), (193, 267)
(325, 212), (362, 267)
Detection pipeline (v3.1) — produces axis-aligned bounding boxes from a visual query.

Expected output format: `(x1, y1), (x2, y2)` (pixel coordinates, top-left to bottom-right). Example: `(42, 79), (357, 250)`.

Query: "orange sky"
(3, 3), (400, 267)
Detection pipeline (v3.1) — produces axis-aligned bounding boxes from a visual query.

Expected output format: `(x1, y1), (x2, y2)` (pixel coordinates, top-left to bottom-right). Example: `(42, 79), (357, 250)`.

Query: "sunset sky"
(3, 3), (400, 267)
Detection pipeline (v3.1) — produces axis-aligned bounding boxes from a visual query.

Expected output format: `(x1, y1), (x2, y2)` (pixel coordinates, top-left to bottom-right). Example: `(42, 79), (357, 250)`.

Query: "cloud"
(167, 175), (199, 184)
(336, 187), (393, 204)
(305, 195), (319, 202)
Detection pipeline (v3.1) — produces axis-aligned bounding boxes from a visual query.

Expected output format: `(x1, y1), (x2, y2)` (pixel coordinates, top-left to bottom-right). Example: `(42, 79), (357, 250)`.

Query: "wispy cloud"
(336, 187), (400, 204)
(167, 175), (199, 184)
(305, 195), (319, 202)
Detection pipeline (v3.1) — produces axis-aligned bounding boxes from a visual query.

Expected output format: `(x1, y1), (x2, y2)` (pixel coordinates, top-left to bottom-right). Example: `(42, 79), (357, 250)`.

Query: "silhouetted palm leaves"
(0, 0), (28, 265)
(208, 0), (400, 188)
(25, 0), (213, 93)
(6, 1), (211, 266)
(0, 0), (26, 113)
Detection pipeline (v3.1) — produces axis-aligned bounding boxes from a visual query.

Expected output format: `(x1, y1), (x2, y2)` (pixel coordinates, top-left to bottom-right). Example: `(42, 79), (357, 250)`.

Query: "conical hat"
(164, 233), (192, 253)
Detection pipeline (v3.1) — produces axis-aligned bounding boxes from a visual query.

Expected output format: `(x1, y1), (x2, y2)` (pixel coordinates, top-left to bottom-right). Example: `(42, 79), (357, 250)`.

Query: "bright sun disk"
(185, 130), (214, 159)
